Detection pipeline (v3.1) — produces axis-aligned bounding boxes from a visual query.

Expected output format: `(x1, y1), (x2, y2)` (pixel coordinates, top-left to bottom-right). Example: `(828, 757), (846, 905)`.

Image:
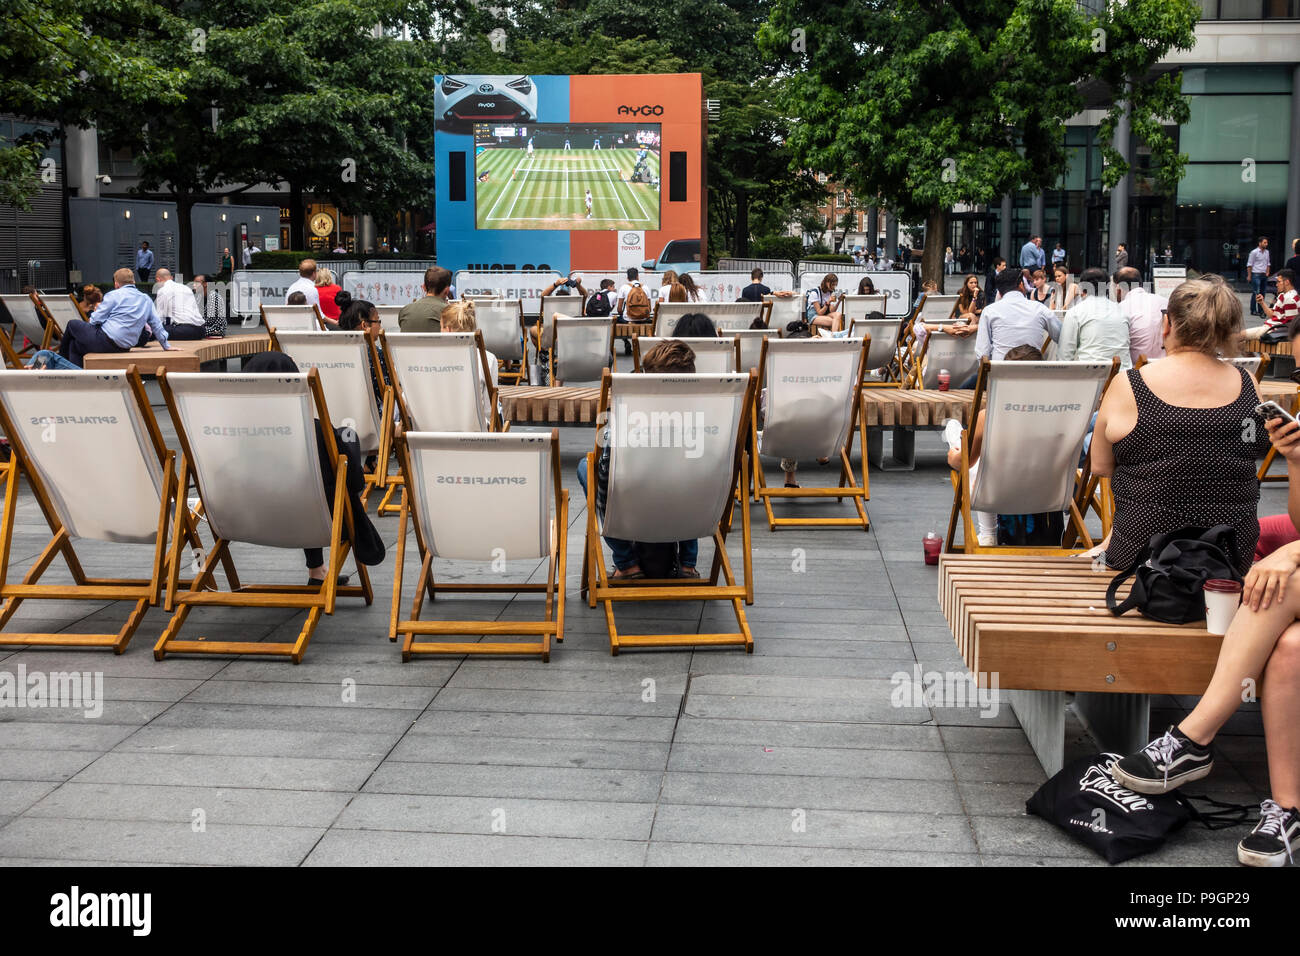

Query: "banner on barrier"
(797, 269), (912, 317)
(342, 272), (426, 307)
(1152, 266), (1187, 298)
(231, 270), (298, 315)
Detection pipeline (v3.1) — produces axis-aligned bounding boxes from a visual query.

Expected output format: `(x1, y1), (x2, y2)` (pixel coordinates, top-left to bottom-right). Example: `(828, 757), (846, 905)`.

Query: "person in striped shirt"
(1250, 268), (1298, 339)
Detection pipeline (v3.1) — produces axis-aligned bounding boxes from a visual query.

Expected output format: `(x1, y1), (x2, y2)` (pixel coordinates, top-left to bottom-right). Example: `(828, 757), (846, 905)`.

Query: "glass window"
(1181, 94), (1291, 162)
(1179, 66), (1293, 95)
(1219, 0), (1262, 17)
(1177, 161), (1287, 205)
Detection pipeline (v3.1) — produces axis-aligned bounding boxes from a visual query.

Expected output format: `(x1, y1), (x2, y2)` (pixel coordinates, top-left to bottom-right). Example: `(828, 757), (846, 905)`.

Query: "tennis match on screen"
(473, 122), (661, 232)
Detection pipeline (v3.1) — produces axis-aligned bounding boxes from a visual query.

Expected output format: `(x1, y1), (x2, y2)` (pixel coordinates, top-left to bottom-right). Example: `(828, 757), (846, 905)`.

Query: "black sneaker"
(1112, 726), (1214, 794)
(1238, 800), (1299, 867)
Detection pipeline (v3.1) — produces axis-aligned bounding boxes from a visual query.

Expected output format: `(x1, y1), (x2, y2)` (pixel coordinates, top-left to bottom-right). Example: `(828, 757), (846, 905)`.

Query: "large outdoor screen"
(474, 122), (661, 231)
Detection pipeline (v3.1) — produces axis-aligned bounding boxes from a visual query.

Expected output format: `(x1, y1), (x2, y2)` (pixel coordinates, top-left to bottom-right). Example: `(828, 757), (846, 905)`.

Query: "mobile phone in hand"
(1255, 400), (1298, 427)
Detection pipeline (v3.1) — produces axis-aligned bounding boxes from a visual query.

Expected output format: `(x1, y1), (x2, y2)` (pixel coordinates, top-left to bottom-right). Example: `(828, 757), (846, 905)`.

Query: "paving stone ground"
(0, 383), (1283, 867)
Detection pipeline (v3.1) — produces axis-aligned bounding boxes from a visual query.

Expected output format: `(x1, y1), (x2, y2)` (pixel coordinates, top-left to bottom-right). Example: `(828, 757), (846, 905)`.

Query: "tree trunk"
(735, 191), (749, 257)
(289, 181), (305, 251)
(921, 205), (948, 287)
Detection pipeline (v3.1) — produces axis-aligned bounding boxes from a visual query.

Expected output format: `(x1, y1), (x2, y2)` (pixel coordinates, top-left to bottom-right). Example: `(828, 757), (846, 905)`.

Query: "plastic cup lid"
(1203, 579), (1242, 593)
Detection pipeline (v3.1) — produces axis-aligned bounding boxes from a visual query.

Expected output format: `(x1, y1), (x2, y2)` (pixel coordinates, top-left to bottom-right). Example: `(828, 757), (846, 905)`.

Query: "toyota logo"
(478, 83), (494, 93)
(622, 233), (639, 245)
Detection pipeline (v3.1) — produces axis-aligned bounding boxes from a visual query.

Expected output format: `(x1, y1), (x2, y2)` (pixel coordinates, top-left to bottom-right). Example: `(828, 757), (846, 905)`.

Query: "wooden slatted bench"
(83, 333), (272, 373)
(859, 389), (974, 471)
(938, 553), (1222, 774)
(499, 385), (601, 425)
(1241, 337), (1294, 359)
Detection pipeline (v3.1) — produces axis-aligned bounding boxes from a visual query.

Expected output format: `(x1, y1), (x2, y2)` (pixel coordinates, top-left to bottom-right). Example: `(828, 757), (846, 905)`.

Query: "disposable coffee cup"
(1203, 579), (1242, 635)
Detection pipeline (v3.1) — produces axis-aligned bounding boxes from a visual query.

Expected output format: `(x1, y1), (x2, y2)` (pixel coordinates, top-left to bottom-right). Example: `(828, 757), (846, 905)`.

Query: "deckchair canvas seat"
(552, 316), (613, 384)
(391, 430), (567, 661)
(633, 336), (739, 374)
(260, 304), (324, 331)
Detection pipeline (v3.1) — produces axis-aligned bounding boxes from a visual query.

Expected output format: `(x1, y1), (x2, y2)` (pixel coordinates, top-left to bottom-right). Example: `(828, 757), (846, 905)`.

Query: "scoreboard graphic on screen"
(434, 74), (705, 276)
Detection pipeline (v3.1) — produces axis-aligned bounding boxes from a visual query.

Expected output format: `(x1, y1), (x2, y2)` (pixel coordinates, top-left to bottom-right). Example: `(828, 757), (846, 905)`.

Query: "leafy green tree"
(0, 0), (185, 208)
(759, 0), (1198, 282)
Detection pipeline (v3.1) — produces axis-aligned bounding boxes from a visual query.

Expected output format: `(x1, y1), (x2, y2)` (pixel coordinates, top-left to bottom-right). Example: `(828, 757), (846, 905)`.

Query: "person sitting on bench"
(1089, 276), (1266, 575)
(57, 268), (172, 367)
(153, 268), (207, 341)
(578, 340), (700, 579)
(1112, 411), (1300, 867)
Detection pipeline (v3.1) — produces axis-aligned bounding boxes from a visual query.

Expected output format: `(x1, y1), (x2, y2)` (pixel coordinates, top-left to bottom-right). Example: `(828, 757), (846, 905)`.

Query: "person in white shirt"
(285, 259), (321, 306)
(1058, 267), (1131, 369)
(1114, 267), (1167, 365)
(615, 267), (640, 316)
(153, 268), (207, 340)
(242, 243), (259, 268)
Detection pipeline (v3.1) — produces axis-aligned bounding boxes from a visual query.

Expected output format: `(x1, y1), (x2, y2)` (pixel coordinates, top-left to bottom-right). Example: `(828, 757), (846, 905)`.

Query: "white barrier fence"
(797, 269), (912, 317)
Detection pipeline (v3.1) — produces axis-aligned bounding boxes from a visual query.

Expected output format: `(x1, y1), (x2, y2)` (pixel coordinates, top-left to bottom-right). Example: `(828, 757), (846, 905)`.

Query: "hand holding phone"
(1255, 400), (1297, 426)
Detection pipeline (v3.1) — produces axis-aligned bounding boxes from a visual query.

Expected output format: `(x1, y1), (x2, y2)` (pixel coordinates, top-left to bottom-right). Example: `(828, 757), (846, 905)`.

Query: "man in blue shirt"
(1019, 235), (1045, 270)
(136, 241), (154, 282)
(58, 268), (172, 367)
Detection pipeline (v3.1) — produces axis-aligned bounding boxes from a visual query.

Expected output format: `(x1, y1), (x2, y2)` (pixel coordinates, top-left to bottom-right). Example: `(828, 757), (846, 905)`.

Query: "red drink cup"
(937, 369), (951, 391)
(923, 534), (942, 565)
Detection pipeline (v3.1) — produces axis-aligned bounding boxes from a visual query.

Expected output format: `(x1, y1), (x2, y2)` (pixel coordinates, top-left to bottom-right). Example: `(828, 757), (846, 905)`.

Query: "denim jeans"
(577, 457), (697, 570)
(26, 350), (80, 370)
(1251, 273), (1266, 315)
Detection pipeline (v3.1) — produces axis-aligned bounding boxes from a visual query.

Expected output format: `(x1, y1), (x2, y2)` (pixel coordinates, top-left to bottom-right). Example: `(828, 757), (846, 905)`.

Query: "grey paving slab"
(0, 780), (59, 816)
(645, 843), (980, 866)
(0, 817), (324, 866)
(115, 727), (400, 760)
(673, 716), (943, 751)
(303, 829), (645, 866)
(333, 793), (656, 840)
(24, 782), (353, 828)
(660, 771), (964, 815)
(148, 702), (422, 735)
(388, 734), (669, 772)
(407, 710), (676, 742)
(666, 742), (952, 780)
(0, 749), (103, 782)
(71, 752), (381, 792)
(363, 762), (664, 803)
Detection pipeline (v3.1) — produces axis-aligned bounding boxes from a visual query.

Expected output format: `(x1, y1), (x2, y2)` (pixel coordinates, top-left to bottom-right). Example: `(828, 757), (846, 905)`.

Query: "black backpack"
(635, 541), (680, 580)
(585, 290), (613, 317)
(1105, 525), (1241, 624)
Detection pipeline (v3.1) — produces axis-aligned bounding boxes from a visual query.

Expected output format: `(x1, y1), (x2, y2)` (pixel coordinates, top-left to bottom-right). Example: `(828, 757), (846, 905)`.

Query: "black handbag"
(1105, 525), (1241, 624)
(1027, 753), (1190, 863)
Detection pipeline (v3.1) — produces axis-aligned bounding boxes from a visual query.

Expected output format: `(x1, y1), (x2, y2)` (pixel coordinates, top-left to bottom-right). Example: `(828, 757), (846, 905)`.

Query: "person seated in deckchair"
(671, 313), (719, 338)
(242, 352), (385, 584)
(942, 345), (1056, 547)
(578, 340), (700, 580)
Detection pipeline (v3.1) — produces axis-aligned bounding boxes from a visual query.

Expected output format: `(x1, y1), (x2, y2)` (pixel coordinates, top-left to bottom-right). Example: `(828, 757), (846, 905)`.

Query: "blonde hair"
(314, 267), (334, 286)
(441, 300), (477, 332)
(660, 270), (678, 288)
(1166, 277), (1242, 355)
(668, 282), (687, 302)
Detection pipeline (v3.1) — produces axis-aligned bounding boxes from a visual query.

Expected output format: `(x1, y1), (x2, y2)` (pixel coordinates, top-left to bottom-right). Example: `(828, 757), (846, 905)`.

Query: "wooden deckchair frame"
(374, 329), (504, 516)
(847, 318), (911, 387)
(35, 293), (86, 345)
(945, 357), (1118, 555)
(904, 319), (977, 388)
(0, 321), (25, 368)
(581, 369), (758, 654)
(0, 366), (214, 652)
(389, 428), (567, 661)
(752, 337), (871, 531)
(2, 292), (54, 353)
(154, 367), (373, 663)
(269, 328), (396, 508)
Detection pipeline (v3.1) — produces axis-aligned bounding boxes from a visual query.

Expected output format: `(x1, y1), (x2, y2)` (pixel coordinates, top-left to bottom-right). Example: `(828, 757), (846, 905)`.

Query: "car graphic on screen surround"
(436, 75), (538, 123)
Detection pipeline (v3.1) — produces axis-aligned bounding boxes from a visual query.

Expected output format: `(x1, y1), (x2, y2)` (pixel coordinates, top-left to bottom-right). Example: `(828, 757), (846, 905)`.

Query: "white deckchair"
(375, 305), (403, 334)
(271, 329), (394, 505)
(582, 370), (758, 653)
(762, 294), (801, 330)
(534, 294), (584, 351)
(390, 430), (567, 661)
(841, 294), (889, 327)
(475, 299), (527, 384)
(945, 358), (1116, 555)
(1, 292), (53, 353)
(260, 303), (324, 331)
(378, 330), (503, 515)
(155, 369), (372, 662)
(633, 336), (739, 374)
(910, 322), (982, 390)
(551, 316), (614, 385)
(847, 316), (907, 386)
(653, 301), (764, 337)
(754, 338), (871, 531)
(36, 293), (88, 343)
(918, 294), (960, 324)
(0, 368), (208, 651)
(734, 328), (778, 374)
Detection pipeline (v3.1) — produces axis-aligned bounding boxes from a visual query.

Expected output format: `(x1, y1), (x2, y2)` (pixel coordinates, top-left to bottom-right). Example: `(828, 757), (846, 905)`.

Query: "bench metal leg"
(866, 429), (884, 470)
(890, 427), (916, 469)
(1009, 689), (1065, 776)
(1074, 691), (1150, 757)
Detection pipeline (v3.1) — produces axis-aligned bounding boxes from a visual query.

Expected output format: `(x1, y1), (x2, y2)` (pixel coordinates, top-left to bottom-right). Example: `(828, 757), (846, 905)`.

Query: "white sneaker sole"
(1113, 761), (1212, 794)
(1237, 843), (1293, 867)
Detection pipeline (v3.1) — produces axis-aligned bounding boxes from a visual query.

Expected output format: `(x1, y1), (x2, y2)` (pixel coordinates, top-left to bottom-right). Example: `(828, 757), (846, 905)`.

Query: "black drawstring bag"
(1106, 525), (1241, 624)
(1027, 752), (1251, 863)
